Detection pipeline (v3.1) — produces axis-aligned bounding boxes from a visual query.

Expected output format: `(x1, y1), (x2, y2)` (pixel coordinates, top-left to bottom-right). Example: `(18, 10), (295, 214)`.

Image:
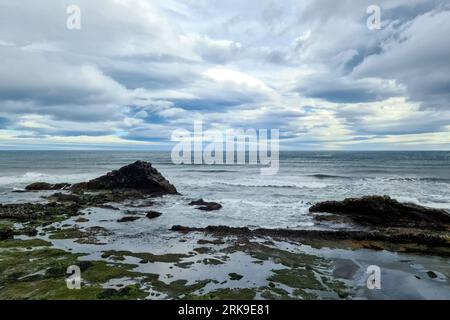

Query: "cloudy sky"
(0, 0), (449, 150)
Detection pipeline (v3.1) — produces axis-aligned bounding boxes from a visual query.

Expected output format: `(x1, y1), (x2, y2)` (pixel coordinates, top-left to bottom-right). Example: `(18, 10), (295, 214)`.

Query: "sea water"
(0, 151), (449, 230)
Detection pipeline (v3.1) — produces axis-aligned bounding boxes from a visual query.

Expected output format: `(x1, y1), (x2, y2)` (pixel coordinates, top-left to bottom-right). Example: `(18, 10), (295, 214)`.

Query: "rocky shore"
(0, 161), (177, 237)
(171, 224), (450, 256)
(1, 161), (450, 300)
(310, 195), (450, 230)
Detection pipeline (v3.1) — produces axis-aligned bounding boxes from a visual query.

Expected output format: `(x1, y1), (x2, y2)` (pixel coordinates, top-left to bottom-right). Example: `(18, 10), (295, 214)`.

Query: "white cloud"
(203, 68), (276, 99)
(0, 0), (449, 150)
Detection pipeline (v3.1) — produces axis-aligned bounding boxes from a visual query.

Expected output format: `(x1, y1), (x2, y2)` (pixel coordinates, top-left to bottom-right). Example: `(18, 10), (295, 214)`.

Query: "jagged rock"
(146, 211), (162, 219)
(117, 216), (140, 223)
(71, 161), (177, 195)
(189, 199), (222, 211)
(25, 182), (70, 191)
(309, 195), (450, 229)
(0, 228), (14, 240)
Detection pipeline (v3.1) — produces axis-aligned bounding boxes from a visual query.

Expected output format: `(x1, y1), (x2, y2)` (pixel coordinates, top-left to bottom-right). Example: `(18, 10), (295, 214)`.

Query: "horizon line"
(0, 149), (449, 152)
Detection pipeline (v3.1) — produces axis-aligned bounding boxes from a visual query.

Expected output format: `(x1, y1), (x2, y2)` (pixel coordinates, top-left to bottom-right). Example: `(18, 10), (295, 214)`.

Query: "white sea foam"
(0, 171), (99, 187)
(395, 196), (450, 210)
(217, 179), (332, 189)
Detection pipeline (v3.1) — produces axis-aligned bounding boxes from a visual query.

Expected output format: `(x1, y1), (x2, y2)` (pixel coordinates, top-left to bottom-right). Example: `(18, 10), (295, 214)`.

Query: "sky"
(0, 0), (449, 150)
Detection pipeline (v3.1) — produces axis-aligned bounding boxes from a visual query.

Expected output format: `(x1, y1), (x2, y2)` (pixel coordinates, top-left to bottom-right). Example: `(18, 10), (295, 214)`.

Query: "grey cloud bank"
(0, 0), (449, 150)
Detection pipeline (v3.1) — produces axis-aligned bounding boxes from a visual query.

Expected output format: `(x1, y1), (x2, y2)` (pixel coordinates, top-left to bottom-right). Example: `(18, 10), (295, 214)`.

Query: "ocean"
(1, 150), (449, 230)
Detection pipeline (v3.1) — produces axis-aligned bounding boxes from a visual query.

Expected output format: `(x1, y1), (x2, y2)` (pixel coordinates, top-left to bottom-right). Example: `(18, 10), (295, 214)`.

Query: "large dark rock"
(0, 228), (14, 240)
(189, 199), (222, 212)
(117, 216), (140, 223)
(309, 195), (450, 229)
(146, 211), (162, 219)
(71, 161), (177, 195)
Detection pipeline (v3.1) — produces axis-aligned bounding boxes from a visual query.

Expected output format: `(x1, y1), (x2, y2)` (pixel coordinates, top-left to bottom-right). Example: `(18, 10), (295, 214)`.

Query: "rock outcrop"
(189, 199), (222, 212)
(4, 161), (177, 225)
(0, 228), (14, 240)
(309, 195), (450, 229)
(117, 216), (140, 223)
(170, 225), (450, 250)
(71, 161), (177, 195)
(25, 182), (70, 191)
(24, 161), (176, 196)
(146, 211), (162, 219)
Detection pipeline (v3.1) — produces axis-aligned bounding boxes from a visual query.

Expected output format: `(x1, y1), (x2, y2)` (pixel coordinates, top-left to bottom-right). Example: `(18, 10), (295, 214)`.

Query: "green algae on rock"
(188, 288), (257, 300)
(0, 244), (148, 300)
(0, 238), (51, 248)
(48, 226), (112, 245)
(143, 277), (214, 299)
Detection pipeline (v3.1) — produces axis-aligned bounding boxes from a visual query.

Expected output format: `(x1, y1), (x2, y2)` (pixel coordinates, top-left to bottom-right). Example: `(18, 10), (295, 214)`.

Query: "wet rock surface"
(25, 182), (70, 191)
(0, 202), (81, 221)
(170, 225), (450, 255)
(189, 199), (222, 211)
(309, 195), (450, 229)
(117, 216), (141, 223)
(46, 191), (147, 207)
(146, 211), (162, 219)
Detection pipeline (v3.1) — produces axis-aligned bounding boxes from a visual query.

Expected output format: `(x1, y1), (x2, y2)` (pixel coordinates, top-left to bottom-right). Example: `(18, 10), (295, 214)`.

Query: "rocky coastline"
(1, 161), (449, 300)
